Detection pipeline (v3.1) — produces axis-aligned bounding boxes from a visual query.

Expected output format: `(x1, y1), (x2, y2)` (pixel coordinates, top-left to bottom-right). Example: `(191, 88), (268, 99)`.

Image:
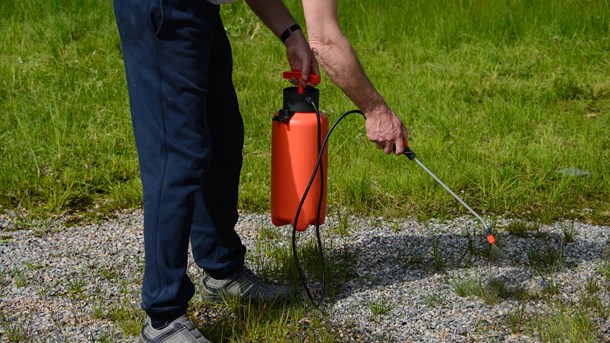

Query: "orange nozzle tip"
(487, 234), (496, 245)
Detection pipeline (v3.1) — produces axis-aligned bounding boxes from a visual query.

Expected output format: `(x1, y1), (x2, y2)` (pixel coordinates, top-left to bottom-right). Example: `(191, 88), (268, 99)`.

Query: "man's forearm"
(244, 0), (298, 41)
(311, 35), (388, 116)
(301, 0), (388, 117)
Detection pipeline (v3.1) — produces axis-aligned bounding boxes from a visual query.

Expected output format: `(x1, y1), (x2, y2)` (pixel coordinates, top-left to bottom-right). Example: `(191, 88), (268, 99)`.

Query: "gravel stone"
(1, 210), (609, 342)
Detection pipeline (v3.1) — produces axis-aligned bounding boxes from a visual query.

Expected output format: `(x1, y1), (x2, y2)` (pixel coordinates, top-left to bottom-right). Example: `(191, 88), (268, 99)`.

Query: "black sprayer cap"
(283, 87), (319, 113)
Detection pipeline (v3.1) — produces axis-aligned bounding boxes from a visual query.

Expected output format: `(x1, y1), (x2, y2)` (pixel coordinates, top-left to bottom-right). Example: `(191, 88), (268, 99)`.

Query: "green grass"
(506, 303), (603, 342)
(369, 298), (395, 318)
(0, 0), (609, 225)
(191, 299), (338, 343)
(505, 220), (539, 237)
(450, 276), (529, 305)
(531, 306), (599, 343)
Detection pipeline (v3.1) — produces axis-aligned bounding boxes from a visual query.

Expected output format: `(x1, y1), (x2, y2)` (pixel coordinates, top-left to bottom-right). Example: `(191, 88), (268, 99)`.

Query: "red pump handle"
(283, 70), (321, 94)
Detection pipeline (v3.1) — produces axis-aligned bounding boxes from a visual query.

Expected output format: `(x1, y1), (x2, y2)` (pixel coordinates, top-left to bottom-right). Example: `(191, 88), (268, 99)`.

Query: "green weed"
(505, 220), (539, 237)
(506, 304), (527, 333)
(531, 308), (598, 343)
(0, 312), (31, 342)
(67, 276), (86, 300)
(369, 298), (395, 318)
(330, 211), (351, 237)
(432, 237), (445, 272)
(451, 277), (529, 305)
(451, 277), (479, 298)
(424, 294), (443, 308)
(527, 245), (563, 273)
(560, 221), (578, 244)
(597, 261), (610, 280)
(190, 298), (339, 343)
(251, 233), (353, 301)
(107, 298), (145, 337)
(10, 267), (27, 289)
(527, 244), (563, 296)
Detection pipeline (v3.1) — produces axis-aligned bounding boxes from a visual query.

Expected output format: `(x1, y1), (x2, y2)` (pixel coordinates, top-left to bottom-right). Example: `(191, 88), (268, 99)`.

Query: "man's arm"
(301, 0), (407, 155)
(245, 0), (319, 82)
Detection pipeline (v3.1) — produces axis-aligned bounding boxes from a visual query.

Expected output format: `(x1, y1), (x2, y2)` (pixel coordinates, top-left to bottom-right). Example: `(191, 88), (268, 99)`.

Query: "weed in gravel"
(423, 294), (443, 308)
(527, 243), (563, 296)
(67, 276), (87, 300)
(107, 298), (145, 337)
(190, 296), (338, 343)
(0, 312), (32, 342)
(96, 331), (123, 343)
(0, 234), (13, 243)
(451, 277), (529, 305)
(97, 265), (120, 281)
(579, 292), (605, 315)
(251, 233), (353, 301)
(506, 304), (527, 333)
(505, 220), (539, 237)
(585, 276), (600, 294)
(451, 277), (478, 298)
(369, 298), (395, 318)
(542, 280), (561, 296)
(465, 228), (478, 256)
(597, 261), (610, 280)
(329, 217), (351, 237)
(530, 307), (598, 343)
(390, 220), (400, 233)
(10, 266), (27, 289)
(560, 220), (577, 244)
(432, 237), (445, 272)
(527, 244), (563, 272)
(598, 242), (610, 280)
(257, 225), (282, 241)
(93, 301), (106, 320)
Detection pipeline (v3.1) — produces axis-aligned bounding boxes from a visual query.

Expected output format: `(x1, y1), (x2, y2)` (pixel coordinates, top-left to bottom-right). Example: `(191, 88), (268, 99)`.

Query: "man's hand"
(365, 107), (408, 155)
(244, 0), (318, 87)
(284, 31), (319, 88)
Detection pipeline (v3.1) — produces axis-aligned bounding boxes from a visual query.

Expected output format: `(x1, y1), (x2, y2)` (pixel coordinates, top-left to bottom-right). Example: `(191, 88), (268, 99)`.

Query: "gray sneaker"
(202, 266), (296, 303)
(139, 315), (212, 343)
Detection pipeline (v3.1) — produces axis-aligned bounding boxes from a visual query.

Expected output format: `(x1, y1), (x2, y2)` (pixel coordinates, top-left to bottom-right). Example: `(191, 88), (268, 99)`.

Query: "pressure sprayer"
(271, 71), (326, 231)
(271, 70), (332, 304)
(270, 71), (500, 304)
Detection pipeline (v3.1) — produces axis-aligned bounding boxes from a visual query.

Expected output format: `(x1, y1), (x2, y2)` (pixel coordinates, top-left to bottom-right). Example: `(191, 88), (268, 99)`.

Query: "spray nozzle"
(486, 234), (496, 245)
(283, 70), (321, 94)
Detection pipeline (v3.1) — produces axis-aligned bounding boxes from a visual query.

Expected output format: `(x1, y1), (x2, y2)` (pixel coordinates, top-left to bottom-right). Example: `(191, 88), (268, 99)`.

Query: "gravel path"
(1, 210), (609, 342)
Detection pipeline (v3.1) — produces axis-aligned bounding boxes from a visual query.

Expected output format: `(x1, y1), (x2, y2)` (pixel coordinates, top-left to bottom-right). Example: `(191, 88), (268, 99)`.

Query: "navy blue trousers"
(114, 0), (246, 318)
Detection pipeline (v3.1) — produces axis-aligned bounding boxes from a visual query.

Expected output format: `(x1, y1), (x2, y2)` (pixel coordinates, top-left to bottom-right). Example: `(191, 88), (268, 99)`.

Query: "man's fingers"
(395, 135), (406, 155)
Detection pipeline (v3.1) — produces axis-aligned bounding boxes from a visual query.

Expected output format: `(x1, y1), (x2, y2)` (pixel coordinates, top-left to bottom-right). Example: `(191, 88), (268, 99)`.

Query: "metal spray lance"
(403, 145), (502, 257)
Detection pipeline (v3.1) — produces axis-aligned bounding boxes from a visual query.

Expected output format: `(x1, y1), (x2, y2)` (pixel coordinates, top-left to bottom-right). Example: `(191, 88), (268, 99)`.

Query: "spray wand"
(403, 146), (502, 257)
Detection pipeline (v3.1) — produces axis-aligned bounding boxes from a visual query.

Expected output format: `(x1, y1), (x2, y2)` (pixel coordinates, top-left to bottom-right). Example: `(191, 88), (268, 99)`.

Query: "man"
(113, 0), (407, 342)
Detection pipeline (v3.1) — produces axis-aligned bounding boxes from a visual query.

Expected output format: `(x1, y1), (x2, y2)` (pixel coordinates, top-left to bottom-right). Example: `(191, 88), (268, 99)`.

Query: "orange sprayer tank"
(271, 72), (327, 231)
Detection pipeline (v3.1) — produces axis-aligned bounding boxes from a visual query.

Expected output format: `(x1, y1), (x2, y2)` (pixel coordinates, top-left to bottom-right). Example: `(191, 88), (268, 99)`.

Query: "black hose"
(291, 105), (365, 305)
